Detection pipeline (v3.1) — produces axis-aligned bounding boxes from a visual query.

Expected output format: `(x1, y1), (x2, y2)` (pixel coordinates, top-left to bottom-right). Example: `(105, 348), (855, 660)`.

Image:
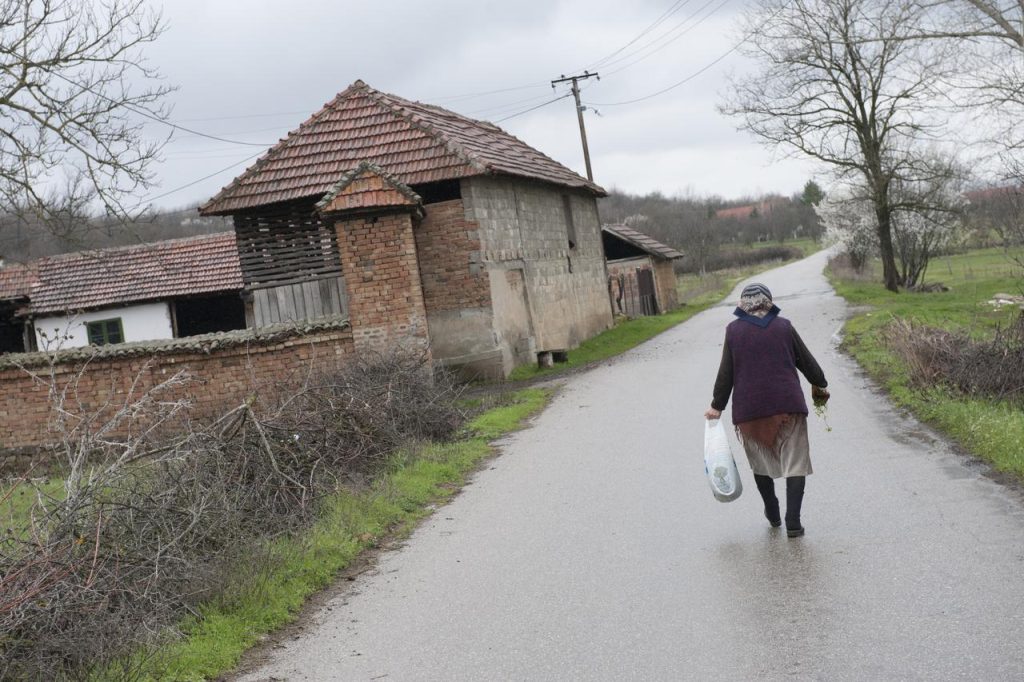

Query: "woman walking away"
(704, 283), (829, 538)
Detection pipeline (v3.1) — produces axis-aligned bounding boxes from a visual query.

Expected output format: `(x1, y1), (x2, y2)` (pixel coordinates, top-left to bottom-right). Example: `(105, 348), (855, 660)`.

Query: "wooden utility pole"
(551, 71), (599, 182)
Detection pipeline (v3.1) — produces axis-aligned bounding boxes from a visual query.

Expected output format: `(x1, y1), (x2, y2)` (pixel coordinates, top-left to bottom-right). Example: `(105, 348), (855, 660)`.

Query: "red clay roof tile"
(603, 224), (684, 260)
(200, 80), (603, 215)
(0, 262), (38, 303)
(27, 232), (242, 315)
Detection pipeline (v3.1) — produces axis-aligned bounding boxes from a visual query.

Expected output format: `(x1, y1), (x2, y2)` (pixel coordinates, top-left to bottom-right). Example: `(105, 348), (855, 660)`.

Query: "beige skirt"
(736, 413), (812, 479)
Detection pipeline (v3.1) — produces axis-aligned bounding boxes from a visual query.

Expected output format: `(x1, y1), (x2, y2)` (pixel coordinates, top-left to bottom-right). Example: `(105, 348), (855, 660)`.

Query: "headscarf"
(738, 282), (773, 317)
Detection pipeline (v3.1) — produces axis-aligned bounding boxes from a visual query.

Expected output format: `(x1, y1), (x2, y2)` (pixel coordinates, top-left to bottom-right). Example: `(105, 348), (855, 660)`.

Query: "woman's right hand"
(704, 407), (722, 420)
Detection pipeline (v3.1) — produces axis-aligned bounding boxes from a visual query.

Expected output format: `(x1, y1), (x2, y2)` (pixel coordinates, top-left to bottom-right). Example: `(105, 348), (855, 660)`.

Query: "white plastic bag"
(704, 419), (743, 502)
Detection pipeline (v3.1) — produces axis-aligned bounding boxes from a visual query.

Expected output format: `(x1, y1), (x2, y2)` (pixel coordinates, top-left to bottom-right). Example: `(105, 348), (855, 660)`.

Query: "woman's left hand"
(704, 407), (722, 420)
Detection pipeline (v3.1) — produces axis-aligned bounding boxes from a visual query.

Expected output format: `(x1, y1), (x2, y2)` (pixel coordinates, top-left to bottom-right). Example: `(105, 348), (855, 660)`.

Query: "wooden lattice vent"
(233, 201), (343, 289)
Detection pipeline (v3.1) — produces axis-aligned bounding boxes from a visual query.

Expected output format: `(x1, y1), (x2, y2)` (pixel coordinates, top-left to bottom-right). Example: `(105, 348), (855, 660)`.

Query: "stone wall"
(0, 319), (354, 454)
(461, 176), (612, 371)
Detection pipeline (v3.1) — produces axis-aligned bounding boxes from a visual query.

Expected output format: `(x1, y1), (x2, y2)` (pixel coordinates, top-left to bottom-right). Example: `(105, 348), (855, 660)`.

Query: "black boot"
(754, 474), (781, 527)
(786, 476), (805, 537)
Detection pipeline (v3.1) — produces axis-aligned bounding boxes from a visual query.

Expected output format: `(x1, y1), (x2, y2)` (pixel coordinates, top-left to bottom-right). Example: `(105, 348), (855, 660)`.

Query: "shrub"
(884, 312), (1024, 404)
(0, 349), (463, 680)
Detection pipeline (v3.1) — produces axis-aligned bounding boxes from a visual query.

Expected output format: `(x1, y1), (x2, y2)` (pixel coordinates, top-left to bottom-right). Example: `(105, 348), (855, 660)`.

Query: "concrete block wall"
(333, 212), (430, 356)
(0, 325), (355, 453)
(461, 176), (613, 361)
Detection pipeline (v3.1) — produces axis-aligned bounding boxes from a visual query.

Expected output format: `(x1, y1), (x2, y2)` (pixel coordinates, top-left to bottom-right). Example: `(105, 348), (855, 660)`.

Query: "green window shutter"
(86, 318), (124, 346)
(105, 319), (123, 344)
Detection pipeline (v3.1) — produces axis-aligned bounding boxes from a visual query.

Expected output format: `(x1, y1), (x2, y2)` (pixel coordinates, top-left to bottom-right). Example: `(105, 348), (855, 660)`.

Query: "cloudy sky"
(142, 0), (821, 211)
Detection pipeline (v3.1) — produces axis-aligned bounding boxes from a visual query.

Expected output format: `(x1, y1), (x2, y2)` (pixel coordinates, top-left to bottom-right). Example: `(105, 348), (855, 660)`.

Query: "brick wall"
(333, 212), (430, 355)
(413, 199), (501, 377)
(415, 199), (490, 313)
(0, 322), (354, 453)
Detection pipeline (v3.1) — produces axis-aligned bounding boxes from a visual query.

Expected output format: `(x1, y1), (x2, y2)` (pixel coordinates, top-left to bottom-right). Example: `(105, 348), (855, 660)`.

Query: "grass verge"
(829, 248), (1024, 479)
(107, 387), (551, 681)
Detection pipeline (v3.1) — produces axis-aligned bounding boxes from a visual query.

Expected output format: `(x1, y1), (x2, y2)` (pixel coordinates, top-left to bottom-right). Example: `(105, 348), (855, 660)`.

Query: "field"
(829, 247), (1024, 478)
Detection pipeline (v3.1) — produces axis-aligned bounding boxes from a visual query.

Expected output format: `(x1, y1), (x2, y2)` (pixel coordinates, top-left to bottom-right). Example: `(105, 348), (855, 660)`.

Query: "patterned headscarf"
(738, 282), (773, 316)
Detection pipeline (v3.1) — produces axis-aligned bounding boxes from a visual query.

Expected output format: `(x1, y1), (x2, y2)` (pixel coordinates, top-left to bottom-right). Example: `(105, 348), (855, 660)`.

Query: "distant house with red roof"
(198, 80), (613, 378)
(0, 232), (244, 353)
(714, 200), (779, 221)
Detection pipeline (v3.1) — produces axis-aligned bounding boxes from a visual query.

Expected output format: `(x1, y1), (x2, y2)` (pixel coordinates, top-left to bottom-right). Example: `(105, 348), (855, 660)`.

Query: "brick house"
(199, 80), (614, 378)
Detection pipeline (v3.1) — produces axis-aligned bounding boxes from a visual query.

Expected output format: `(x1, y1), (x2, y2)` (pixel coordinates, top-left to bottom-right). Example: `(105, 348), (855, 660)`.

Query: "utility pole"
(551, 71), (599, 182)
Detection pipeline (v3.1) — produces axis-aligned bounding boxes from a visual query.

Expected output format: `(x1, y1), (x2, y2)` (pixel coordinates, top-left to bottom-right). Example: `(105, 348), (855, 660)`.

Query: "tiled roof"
(603, 224), (684, 260)
(314, 161), (422, 214)
(28, 232), (242, 315)
(200, 80), (603, 215)
(714, 201), (778, 220)
(0, 263), (38, 302)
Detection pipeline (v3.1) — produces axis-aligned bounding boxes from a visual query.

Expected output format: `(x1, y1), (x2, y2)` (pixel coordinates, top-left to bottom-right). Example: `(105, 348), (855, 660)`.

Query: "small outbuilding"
(602, 224), (683, 317)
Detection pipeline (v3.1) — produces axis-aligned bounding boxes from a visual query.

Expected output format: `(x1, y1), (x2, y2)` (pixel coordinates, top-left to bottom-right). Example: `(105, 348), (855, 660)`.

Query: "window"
(562, 194), (577, 249)
(86, 318), (124, 346)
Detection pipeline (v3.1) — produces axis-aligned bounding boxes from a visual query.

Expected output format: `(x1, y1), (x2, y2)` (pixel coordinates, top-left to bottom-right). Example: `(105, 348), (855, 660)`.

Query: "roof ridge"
(199, 80), (605, 214)
(363, 87), (490, 175)
(37, 230), (236, 265)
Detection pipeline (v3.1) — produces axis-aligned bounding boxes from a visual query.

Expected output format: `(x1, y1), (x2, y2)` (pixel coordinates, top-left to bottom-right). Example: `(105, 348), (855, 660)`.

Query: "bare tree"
(721, 0), (959, 291)
(0, 0), (170, 255)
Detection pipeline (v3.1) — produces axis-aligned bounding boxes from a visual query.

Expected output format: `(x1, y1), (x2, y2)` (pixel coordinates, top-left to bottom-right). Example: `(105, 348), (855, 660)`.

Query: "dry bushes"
(885, 312), (1024, 403)
(0, 349), (463, 680)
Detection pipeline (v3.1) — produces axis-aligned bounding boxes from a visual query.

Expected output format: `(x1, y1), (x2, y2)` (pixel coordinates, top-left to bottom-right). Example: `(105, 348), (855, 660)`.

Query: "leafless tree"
(0, 0), (170, 256)
(721, 0), (960, 292)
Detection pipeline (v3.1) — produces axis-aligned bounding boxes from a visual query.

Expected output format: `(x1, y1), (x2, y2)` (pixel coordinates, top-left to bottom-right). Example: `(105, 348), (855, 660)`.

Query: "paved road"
(240, 251), (1024, 681)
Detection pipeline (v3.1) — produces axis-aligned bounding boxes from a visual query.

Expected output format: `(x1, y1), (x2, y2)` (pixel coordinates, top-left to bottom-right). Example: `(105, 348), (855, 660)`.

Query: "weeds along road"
(238, 251), (1024, 681)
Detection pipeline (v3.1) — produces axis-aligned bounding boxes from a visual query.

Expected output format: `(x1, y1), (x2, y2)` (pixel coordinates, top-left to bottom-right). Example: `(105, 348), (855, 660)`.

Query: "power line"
(143, 150), (265, 204)
(174, 109), (311, 123)
(585, 0), (789, 107)
(463, 91), (559, 117)
(50, 71), (275, 147)
(582, 0), (694, 72)
(585, 35), (744, 107)
(432, 82), (550, 103)
(601, 0), (732, 77)
(494, 93), (572, 123)
(597, 0), (724, 73)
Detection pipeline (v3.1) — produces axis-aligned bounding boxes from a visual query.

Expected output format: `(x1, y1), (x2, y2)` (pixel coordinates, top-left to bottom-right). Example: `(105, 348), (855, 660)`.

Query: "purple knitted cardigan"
(725, 314), (808, 424)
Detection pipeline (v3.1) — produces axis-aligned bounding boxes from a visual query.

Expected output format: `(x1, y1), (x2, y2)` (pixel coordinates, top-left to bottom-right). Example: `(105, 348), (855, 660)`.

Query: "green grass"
(829, 247), (1024, 478)
(103, 388), (551, 681)
(1, 476), (64, 536)
(508, 254), (815, 382)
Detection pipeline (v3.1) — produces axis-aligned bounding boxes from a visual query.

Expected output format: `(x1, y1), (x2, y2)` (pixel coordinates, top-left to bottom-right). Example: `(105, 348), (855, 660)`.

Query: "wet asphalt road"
(239, 251), (1024, 681)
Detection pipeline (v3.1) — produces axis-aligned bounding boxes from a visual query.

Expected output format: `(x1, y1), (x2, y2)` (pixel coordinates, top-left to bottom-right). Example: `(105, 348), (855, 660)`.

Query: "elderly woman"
(704, 283), (829, 538)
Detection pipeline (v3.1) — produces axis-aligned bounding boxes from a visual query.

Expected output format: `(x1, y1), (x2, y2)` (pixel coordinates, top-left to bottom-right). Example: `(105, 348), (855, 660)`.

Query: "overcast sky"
(142, 0), (821, 211)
